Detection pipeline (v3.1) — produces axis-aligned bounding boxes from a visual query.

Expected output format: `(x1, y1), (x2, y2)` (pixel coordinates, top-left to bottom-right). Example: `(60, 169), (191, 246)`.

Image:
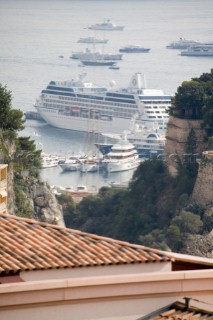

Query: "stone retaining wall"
(164, 116), (207, 176)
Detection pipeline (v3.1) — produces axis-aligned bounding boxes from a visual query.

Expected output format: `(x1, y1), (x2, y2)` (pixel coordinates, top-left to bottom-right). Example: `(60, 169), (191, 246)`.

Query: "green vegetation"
(169, 69), (213, 138)
(56, 155), (201, 252)
(0, 83), (42, 217)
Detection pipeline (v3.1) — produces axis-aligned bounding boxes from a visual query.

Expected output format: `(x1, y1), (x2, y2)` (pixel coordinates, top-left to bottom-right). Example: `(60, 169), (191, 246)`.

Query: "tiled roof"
(0, 214), (171, 274)
(138, 300), (213, 319)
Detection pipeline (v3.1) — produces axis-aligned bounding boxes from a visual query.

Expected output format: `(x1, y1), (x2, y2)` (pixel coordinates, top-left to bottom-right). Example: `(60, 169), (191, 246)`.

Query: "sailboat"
(79, 115), (102, 173)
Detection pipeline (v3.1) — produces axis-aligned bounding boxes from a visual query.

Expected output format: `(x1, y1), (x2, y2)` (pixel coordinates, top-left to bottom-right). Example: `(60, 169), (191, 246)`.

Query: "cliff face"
(17, 174), (65, 226)
(0, 138), (65, 227)
(164, 116), (208, 176)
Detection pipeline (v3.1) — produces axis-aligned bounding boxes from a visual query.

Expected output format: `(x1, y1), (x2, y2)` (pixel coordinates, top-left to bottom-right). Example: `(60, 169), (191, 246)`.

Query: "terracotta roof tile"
(138, 301), (213, 319)
(0, 213), (171, 274)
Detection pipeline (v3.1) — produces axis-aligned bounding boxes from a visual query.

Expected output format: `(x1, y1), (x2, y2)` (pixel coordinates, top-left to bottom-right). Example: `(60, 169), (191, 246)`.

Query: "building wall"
(191, 151), (213, 206)
(0, 269), (213, 320)
(20, 261), (171, 282)
(164, 116), (207, 176)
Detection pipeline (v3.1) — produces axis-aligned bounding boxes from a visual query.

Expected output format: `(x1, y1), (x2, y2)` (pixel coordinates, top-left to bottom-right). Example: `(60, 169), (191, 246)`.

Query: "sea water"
(0, 0), (213, 189)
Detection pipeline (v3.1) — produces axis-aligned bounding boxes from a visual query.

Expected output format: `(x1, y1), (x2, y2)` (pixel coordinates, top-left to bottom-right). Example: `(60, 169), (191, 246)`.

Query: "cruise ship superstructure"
(34, 73), (171, 134)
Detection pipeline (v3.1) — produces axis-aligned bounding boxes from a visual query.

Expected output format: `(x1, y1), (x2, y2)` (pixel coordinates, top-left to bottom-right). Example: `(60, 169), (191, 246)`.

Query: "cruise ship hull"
(35, 107), (132, 134)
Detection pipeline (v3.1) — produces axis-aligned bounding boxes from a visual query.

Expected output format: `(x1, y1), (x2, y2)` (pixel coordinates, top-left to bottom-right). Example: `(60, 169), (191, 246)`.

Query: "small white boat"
(77, 37), (108, 44)
(59, 157), (81, 172)
(41, 154), (59, 168)
(41, 153), (66, 168)
(87, 20), (124, 31)
(102, 140), (140, 173)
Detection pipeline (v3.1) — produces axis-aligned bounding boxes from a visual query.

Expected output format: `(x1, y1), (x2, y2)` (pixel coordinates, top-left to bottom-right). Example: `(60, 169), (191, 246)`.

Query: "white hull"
(59, 163), (80, 172)
(88, 27), (124, 31)
(71, 51), (122, 61)
(35, 108), (132, 134)
(105, 159), (140, 173)
(181, 44), (213, 56)
(181, 51), (213, 56)
(80, 162), (99, 173)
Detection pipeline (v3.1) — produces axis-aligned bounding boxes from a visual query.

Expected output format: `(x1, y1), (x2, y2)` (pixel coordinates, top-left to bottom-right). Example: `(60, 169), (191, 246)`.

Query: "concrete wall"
(191, 151), (213, 207)
(164, 116), (207, 176)
(20, 261), (172, 282)
(0, 269), (213, 320)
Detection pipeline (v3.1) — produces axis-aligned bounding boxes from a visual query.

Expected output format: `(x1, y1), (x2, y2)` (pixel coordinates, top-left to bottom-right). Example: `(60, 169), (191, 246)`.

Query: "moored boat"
(87, 20), (124, 31)
(70, 48), (122, 61)
(80, 60), (116, 66)
(79, 158), (100, 173)
(119, 45), (150, 53)
(77, 37), (108, 44)
(59, 157), (81, 172)
(166, 37), (201, 49)
(180, 43), (213, 56)
(102, 140), (141, 173)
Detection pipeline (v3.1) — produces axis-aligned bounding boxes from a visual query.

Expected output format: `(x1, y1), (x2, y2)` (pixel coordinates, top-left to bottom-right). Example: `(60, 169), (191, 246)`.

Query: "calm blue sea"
(1, 0), (213, 189)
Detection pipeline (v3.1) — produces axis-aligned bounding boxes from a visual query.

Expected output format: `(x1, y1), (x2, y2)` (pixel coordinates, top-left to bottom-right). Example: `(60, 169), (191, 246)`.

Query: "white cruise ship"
(34, 73), (171, 135)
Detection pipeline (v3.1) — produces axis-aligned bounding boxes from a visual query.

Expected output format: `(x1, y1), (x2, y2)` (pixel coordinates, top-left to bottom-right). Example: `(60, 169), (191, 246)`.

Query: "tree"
(170, 210), (203, 234)
(183, 128), (198, 177)
(169, 69), (213, 128)
(14, 136), (42, 174)
(0, 84), (25, 131)
(170, 80), (204, 119)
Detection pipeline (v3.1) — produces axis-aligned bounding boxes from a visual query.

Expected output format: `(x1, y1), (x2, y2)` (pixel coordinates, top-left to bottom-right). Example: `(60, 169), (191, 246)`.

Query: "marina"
(1, 0), (213, 191)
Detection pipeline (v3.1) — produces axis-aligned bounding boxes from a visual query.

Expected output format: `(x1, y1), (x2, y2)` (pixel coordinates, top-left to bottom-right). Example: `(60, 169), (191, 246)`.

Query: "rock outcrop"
(0, 136), (64, 226)
(14, 174), (65, 226)
(183, 230), (213, 258)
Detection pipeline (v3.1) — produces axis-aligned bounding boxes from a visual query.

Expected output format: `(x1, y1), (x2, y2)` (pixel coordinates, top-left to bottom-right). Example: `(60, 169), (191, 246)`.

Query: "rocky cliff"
(0, 137), (65, 227)
(16, 173), (65, 226)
